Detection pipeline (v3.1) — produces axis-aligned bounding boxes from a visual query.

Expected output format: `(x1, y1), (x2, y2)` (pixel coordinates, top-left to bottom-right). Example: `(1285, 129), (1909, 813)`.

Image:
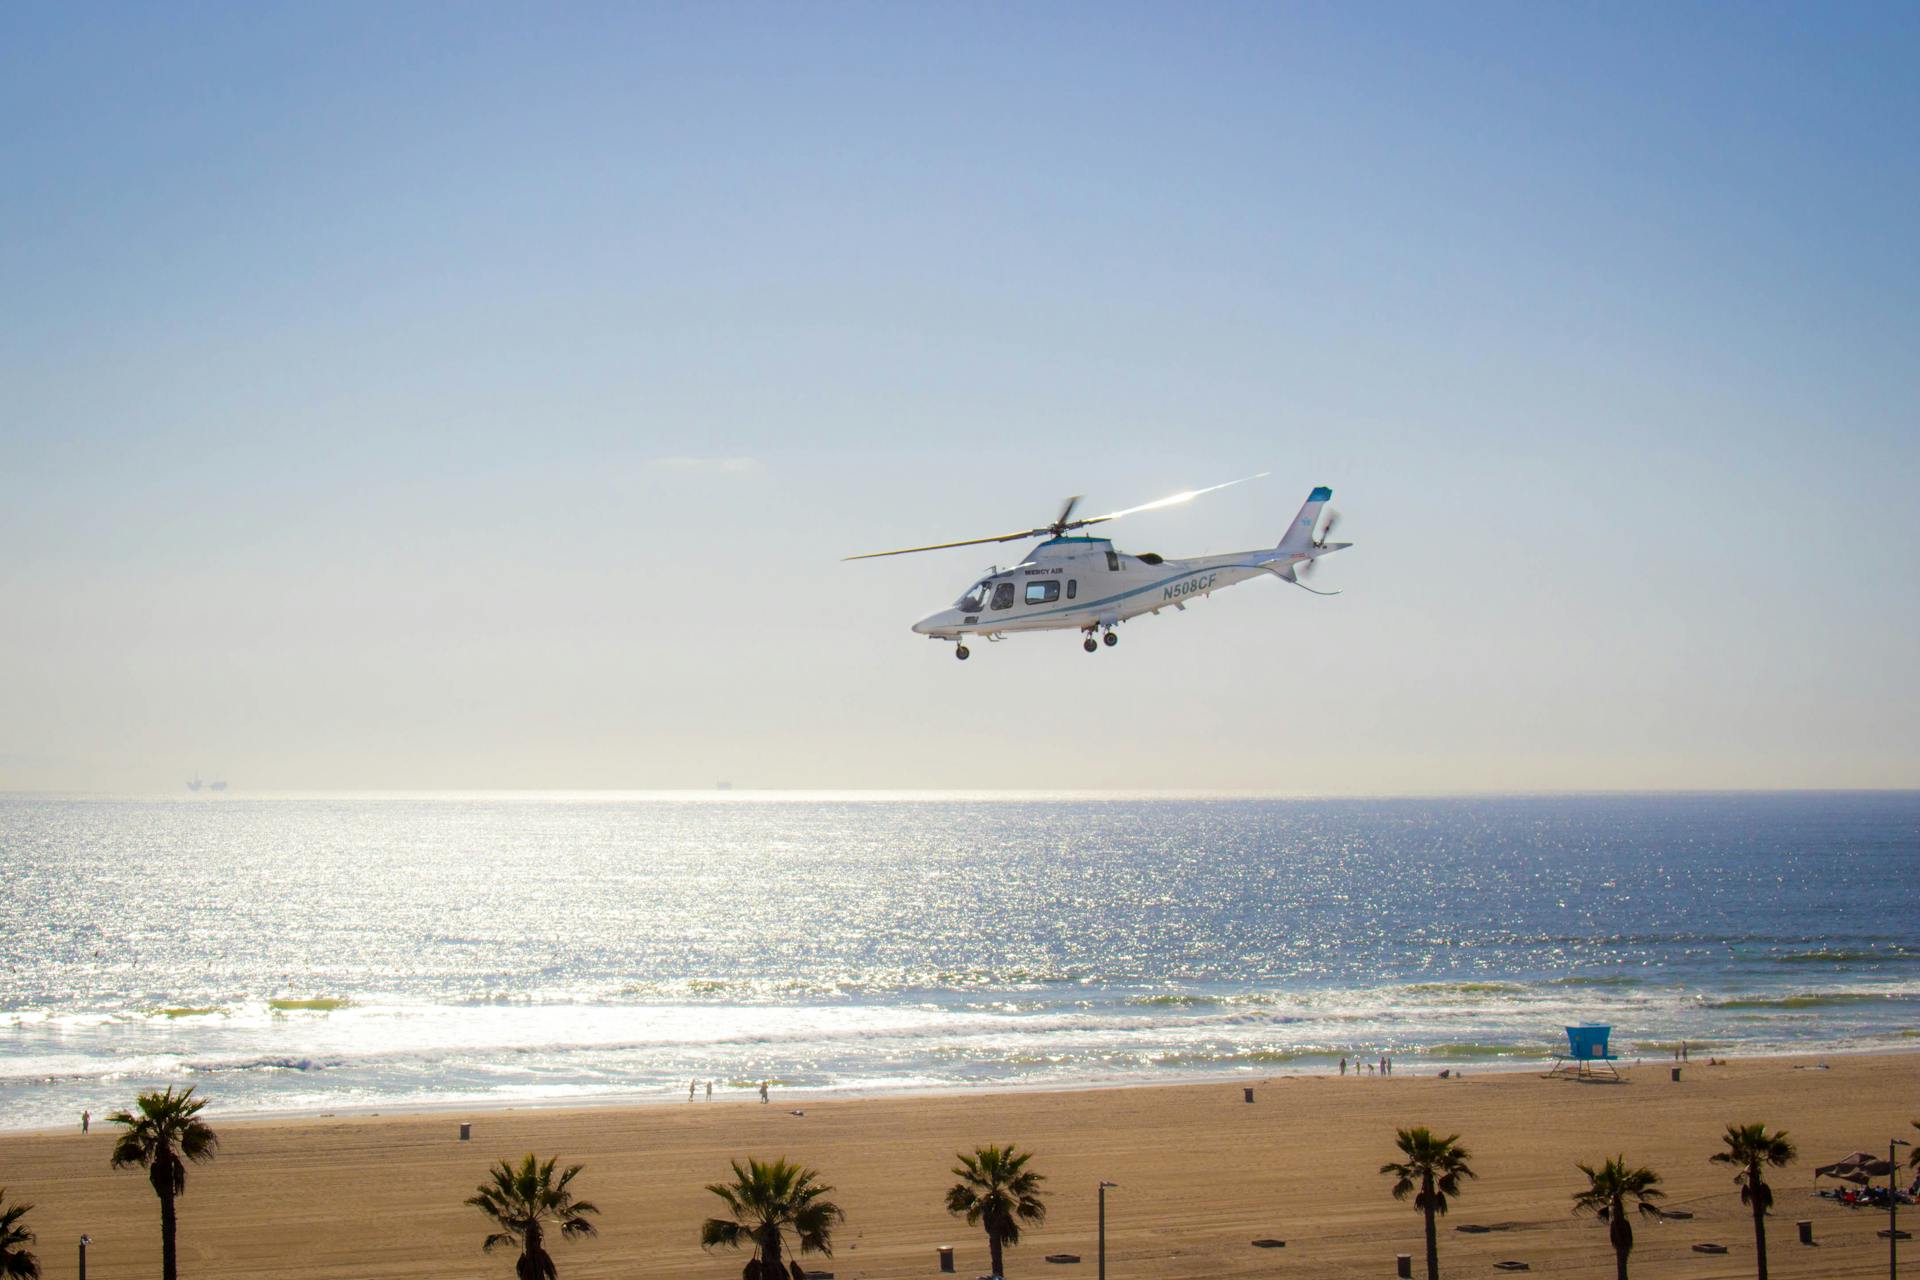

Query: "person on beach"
(81, 1109), (89, 1133)
(705, 1080), (712, 1100)
(690, 1079), (697, 1102)
(759, 1080), (769, 1103)
(1339, 1056), (1347, 1076)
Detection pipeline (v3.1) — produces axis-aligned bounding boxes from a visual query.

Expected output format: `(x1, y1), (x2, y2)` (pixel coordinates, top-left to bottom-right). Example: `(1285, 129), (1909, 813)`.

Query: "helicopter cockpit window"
(956, 580), (991, 612)
(990, 582), (1016, 610)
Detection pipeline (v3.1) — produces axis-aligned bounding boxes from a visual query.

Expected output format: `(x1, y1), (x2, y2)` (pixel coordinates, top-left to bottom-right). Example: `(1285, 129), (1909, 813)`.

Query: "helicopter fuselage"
(912, 535), (1316, 641)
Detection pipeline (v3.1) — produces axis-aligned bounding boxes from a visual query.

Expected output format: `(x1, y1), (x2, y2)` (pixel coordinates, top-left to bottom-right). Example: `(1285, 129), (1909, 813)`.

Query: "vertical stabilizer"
(1276, 486), (1333, 553)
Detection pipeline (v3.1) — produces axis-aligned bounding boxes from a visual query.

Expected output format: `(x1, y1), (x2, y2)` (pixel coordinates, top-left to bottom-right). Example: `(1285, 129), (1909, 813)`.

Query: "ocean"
(2, 790), (1916, 1130)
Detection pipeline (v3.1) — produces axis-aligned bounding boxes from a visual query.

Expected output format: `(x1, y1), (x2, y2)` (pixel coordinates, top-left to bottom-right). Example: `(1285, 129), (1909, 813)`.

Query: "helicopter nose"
(911, 614), (937, 635)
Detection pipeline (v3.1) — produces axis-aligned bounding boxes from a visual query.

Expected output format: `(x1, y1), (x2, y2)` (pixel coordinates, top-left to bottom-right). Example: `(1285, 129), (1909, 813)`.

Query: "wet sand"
(4, 1052), (1917, 1278)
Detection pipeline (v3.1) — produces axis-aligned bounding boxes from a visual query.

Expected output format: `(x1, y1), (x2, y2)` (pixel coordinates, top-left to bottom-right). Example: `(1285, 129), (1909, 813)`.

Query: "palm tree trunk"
(1751, 1195), (1768, 1280)
(1611, 1209), (1632, 1280)
(1423, 1201), (1439, 1280)
(159, 1182), (178, 1280)
(762, 1224), (783, 1280)
(519, 1220), (544, 1280)
(989, 1228), (1005, 1278)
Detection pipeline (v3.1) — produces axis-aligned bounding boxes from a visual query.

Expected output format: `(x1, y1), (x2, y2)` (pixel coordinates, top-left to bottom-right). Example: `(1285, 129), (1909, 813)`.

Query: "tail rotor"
(1301, 509), (1341, 580)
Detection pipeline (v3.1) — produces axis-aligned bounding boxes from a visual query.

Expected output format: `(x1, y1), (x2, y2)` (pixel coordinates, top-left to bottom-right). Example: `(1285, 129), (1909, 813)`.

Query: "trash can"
(1244, 1087), (1255, 1103)
(459, 1122), (471, 1141)
(937, 1245), (954, 1272)
(1396, 1254), (1413, 1278)
(1670, 1067), (1681, 1082)
(1797, 1220), (1813, 1245)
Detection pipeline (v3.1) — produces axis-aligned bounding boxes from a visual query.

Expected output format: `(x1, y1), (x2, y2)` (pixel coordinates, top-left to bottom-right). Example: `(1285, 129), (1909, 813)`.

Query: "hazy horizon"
(4, 4), (1916, 793)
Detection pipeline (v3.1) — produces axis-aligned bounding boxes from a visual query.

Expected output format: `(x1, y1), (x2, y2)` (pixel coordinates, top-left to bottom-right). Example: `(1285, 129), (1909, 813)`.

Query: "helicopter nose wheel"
(954, 645), (970, 661)
(1083, 637), (1098, 653)
(1102, 631), (1118, 647)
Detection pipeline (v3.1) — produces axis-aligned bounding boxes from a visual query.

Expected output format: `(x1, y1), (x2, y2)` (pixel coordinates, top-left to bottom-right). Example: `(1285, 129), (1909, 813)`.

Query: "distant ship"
(187, 774), (203, 792)
(209, 781), (227, 792)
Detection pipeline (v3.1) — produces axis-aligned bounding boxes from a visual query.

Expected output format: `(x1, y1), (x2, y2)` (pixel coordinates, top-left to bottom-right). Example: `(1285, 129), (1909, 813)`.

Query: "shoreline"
(8, 1039), (1908, 1140)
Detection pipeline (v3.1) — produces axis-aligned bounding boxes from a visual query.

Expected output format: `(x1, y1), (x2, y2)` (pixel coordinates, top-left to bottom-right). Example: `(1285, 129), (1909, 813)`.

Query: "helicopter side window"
(1066, 579), (1077, 599)
(990, 582), (1015, 610)
(1024, 581), (1060, 605)
(1106, 549), (1121, 571)
(957, 581), (990, 612)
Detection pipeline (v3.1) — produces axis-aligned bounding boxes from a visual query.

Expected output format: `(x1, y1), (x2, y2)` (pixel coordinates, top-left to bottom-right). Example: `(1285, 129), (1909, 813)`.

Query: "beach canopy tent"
(1816, 1152), (1895, 1183)
(1546, 1024), (1622, 1080)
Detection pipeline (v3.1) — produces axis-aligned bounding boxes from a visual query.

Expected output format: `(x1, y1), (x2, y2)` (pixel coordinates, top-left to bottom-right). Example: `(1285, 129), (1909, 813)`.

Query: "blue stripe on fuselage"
(1011, 562), (1270, 622)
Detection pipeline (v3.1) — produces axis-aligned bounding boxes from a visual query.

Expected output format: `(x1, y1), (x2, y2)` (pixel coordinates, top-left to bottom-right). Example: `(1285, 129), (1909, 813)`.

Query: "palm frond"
(0, 1190), (39, 1280)
(703, 1219), (748, 1250)
(704, 1157), (843, 1257)
(469, 1152), (598, 1263)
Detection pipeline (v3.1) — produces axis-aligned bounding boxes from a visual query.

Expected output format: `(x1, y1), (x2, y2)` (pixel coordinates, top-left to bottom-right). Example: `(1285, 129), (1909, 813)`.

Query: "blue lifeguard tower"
(1548, 1024), (1622, 1079)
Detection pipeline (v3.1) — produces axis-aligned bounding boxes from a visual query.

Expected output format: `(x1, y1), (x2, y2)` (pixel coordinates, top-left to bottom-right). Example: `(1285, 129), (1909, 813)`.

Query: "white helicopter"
(847, 474), (1350, 659)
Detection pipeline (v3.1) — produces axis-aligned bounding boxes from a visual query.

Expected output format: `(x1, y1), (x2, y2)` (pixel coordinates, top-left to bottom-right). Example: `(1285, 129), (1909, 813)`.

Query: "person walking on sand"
(759, 1080), (769, 1103)
(1339, 1056), (1347, 1077)
(689, 1079), (697, 1102)
(81, 1108), (89, 1133)
(705, 1080), (712, 1100)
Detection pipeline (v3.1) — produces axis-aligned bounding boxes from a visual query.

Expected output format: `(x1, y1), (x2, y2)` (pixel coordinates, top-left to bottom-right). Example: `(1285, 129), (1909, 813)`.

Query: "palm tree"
(466, 1154), (599, 1279)
(1381, 1127), (1476, 1280)
(1572, 1156), (1665, 1280)
(1710, 1122), (1796, 1280)
(701, 1157), (844, 1280)
(107, 1086), (218, 1280)
(0, 1190), (39, 1280)
(946, 1144), (1048, 1278)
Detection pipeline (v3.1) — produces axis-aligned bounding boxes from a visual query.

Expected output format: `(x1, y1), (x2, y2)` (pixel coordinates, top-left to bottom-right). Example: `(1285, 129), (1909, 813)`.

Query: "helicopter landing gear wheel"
(1083, 637), (1098, 653)
(954, 645), (970, 661)
(1102, 631), (1118, 647)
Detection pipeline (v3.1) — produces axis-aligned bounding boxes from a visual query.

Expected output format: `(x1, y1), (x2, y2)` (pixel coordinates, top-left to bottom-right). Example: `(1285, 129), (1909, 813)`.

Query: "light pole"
(1098, 1181), (1118, 1280)
(1893, 1137), (1911, 1280)
(78, 1234), (90, 1280)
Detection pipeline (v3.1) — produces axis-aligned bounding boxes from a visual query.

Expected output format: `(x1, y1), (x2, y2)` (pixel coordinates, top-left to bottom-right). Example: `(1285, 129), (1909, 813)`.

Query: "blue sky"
(2, 3), (1916, 790)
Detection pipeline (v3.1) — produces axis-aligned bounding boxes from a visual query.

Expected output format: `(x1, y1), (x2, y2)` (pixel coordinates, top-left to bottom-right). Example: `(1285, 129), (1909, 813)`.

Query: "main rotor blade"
(1071, 472), (1269, 528)
(1055, 494), (1083, 529)
(842, 472), (1268, 561)
(842, 527), (1050, 561)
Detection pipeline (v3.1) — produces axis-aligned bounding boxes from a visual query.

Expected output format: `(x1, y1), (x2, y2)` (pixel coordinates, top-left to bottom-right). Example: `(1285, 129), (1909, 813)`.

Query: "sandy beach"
(3, 1052), (1917, 1279)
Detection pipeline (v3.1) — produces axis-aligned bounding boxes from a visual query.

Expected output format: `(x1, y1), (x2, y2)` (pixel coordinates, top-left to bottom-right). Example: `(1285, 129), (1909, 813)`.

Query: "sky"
(2, 2), (1916, 793)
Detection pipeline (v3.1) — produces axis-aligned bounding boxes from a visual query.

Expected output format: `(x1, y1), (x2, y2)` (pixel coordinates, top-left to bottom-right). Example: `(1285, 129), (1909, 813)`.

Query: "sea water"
(2, 790), (1916, 1130)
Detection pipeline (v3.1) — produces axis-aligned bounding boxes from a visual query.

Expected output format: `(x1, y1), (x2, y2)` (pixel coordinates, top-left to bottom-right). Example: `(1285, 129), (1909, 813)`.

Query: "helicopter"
(846, 474), (1350, 659)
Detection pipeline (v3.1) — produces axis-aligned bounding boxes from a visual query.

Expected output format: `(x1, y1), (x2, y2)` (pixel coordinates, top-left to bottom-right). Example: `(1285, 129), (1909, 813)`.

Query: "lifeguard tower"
(1548, 1024), (1622, 1080)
